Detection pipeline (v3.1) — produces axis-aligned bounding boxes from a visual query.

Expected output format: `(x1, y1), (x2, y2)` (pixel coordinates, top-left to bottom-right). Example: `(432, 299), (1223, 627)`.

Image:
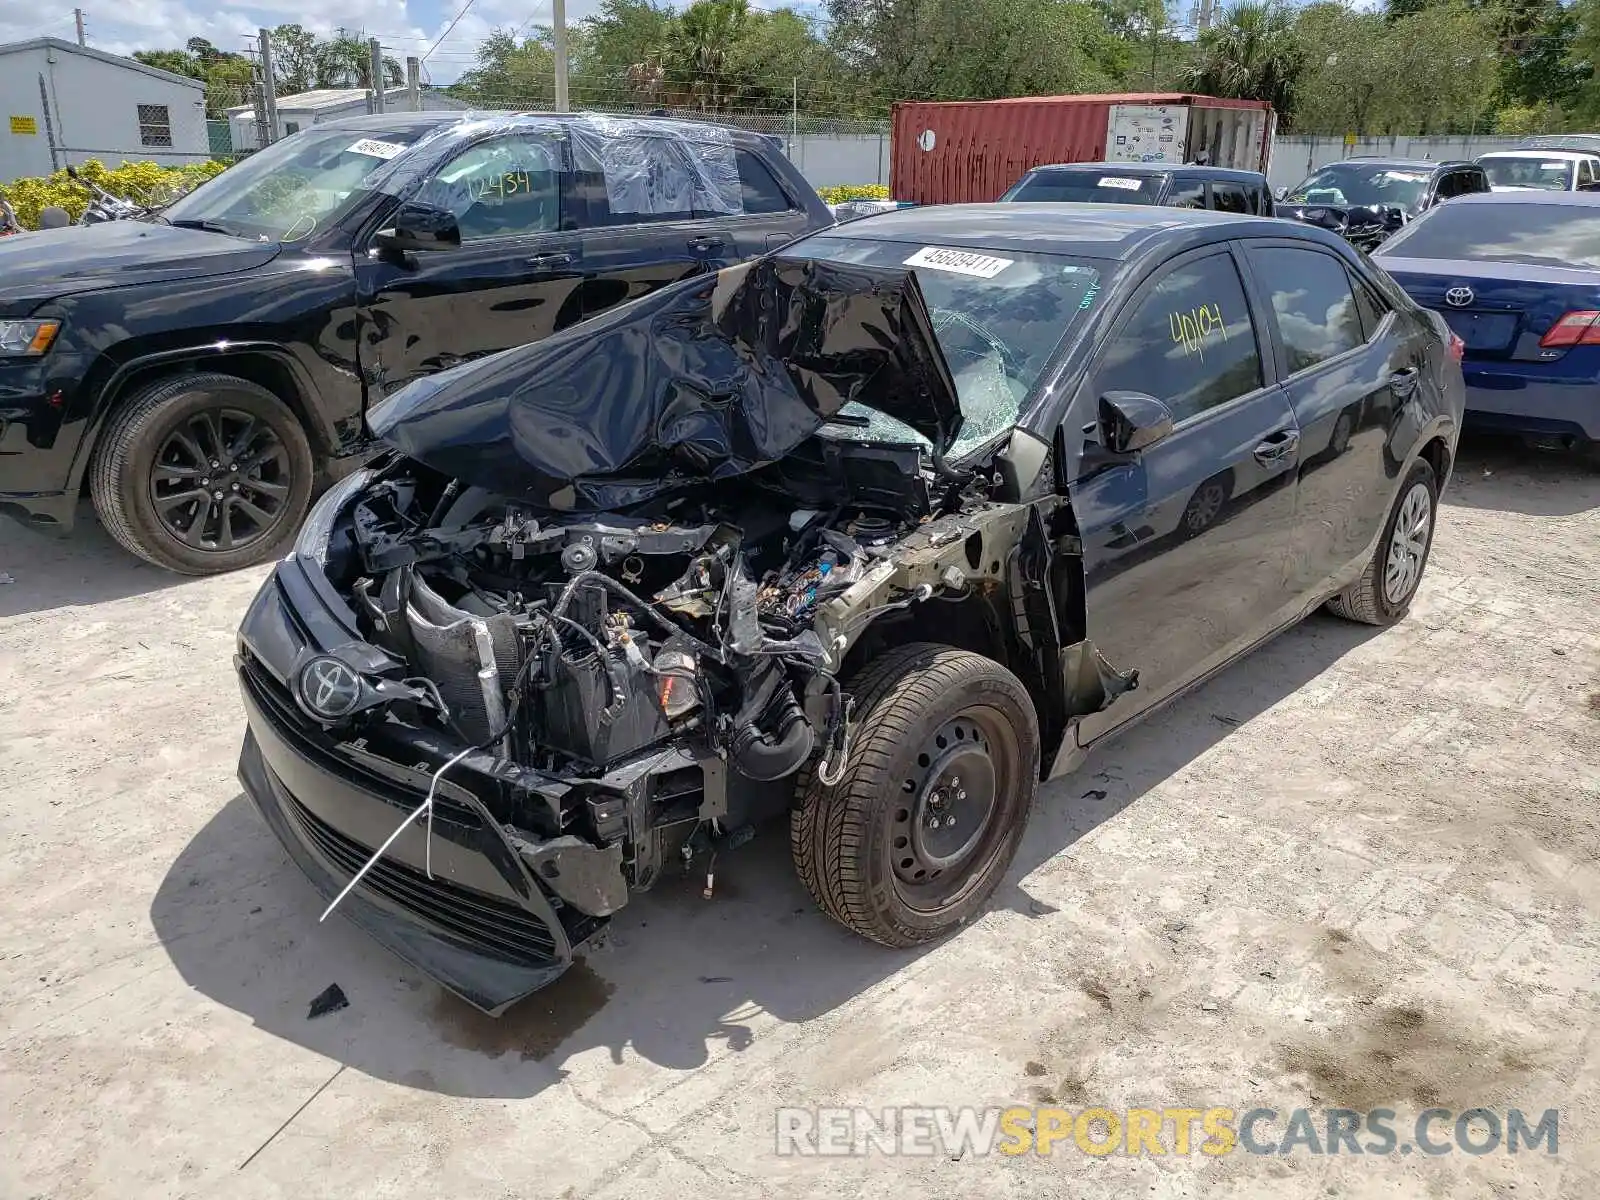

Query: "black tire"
(90, 373), (314, 575)
(790, 643), (1040, 948)
(1326, 457), (1438, 626)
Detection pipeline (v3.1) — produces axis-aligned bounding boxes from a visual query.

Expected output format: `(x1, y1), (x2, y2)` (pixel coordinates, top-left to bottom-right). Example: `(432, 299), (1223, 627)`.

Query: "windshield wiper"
(167, 218), (242, 237)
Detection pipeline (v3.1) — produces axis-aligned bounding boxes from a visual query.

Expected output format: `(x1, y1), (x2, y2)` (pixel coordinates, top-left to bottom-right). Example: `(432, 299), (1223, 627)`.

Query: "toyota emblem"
(297, 655), (363, 720)
(1444, 286), (1475, 308)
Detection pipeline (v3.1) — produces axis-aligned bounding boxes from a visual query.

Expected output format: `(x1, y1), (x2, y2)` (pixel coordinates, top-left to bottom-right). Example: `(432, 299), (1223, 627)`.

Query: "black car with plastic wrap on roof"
(237, 204), (1461, 1015)
(0, 112), (830, 574)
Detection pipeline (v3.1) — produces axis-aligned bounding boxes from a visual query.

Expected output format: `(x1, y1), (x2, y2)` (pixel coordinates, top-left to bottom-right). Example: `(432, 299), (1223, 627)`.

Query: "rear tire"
(90, 373), (314, 575)
(1325, 458), (1438, 626)
(790, 643), (1040, 948)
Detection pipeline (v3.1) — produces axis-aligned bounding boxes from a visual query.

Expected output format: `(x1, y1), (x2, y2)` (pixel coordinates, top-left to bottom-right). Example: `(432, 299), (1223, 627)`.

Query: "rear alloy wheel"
(1326, 457), (1438, 626)
(790, 643), (1040, 947)
(91, 373), (314, 575)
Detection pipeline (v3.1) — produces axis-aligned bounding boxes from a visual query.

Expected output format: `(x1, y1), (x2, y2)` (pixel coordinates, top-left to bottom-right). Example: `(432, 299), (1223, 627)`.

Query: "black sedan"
(235, 204), (1464, 1013)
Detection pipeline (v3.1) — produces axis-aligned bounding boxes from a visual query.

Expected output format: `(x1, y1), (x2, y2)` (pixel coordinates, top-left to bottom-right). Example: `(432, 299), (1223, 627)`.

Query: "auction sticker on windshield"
(1098, 176), (1144, 191)
(904, 246), (1014, 278)
(348, 138), (407, 160)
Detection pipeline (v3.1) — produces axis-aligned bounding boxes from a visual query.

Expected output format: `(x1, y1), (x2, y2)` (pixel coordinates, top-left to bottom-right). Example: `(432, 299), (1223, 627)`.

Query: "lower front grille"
(284, 795), (559, 963)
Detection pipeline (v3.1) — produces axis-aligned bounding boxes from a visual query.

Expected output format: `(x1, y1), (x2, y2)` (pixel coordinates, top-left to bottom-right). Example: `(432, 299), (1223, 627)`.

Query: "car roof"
(1477, 149), (1595, 161)
(810, 202), (1313, 261)
(1021, 162), (1266, 182)
(1429, 190), (1600, 207)
(1337, 157), (1474, 170)
(313, 109), (772, 144)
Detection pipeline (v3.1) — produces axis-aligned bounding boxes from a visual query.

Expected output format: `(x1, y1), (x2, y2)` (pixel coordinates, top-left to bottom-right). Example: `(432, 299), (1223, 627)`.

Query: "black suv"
(0, 113), (832, 573)
(1000, 162), (1275, 215)
(1277, 157), (1489, 251)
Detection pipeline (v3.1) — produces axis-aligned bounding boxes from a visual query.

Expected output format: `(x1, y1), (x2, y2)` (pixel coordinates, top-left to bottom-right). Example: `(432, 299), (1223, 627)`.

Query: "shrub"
(0, 159), (229, 229)
(817, 183), (891, 204)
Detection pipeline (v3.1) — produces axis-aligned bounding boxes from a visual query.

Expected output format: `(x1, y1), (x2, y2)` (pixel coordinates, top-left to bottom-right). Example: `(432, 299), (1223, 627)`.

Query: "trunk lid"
(1377, 256), (1600, 361)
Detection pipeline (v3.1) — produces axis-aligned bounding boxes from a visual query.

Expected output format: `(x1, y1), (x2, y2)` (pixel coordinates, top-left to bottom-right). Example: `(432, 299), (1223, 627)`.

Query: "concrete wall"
(787, 132), (890, 188)
(0, 43), (207, 181)
(778, 130), (1533, 197)
(1267, 135), (1525, 191)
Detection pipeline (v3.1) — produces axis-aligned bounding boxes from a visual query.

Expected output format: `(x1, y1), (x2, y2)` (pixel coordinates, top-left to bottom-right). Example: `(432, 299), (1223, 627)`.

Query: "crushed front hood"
(367, 256), (965, 511)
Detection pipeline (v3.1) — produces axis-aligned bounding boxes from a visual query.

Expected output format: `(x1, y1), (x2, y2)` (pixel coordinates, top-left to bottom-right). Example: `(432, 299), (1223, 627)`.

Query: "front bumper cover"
(235, 557), (721, 1013)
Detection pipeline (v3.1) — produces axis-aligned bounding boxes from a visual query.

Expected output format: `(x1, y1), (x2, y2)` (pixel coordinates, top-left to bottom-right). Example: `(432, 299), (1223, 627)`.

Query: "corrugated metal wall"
(890, 95), (1275, 206)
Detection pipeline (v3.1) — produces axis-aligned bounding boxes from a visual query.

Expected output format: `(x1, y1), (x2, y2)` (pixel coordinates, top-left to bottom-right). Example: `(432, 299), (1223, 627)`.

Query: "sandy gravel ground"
(1, 435), (1596, 1199)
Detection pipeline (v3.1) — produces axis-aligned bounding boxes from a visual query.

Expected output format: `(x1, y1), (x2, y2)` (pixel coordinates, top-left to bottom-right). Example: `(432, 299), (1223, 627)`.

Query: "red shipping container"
(891, 94), (1277, 206)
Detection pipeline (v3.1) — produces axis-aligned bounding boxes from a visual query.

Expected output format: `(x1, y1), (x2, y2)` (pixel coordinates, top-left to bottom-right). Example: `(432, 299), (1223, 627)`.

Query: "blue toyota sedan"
(1374, 190), (1600, 459)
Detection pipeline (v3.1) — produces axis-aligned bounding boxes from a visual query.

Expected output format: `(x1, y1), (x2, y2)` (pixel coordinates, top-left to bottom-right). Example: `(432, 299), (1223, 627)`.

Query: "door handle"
(1390, 366), (1420, 395)
(688, 235), (726, 252)
(1253, 429), (1300, 467)
(525, 251), (573, 268)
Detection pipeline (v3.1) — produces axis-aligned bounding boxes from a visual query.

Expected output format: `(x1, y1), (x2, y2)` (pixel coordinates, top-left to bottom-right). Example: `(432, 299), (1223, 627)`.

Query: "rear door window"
(1211, 181), (1250, 214)
(1094, 251), (1263, 422)
(1348, 269), (1391, 339)
(595, 135), (697, 223)
(1247, 246), (1364, 374)
(1167, 179), (1206, 209)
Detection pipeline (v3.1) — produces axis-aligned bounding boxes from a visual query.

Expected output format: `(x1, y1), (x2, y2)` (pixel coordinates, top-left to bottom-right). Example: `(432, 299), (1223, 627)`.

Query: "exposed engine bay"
(312, 429), (1049, 911)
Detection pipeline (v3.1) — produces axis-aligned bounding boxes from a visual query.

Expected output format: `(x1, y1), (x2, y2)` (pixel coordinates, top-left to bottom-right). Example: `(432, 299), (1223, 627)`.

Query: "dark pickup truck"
(1000, 162), (1275, 215)
(0, 112), (832, 573)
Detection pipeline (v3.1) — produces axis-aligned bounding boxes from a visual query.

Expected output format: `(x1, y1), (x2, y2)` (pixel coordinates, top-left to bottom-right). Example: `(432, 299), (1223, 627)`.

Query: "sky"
(0, 0), (628, 85)
(0, 0), (832, 86)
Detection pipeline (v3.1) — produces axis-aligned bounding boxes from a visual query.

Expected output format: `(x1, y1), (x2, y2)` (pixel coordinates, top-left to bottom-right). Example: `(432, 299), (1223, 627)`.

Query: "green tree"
(270, 25), (321, 94)
(133, 49), (202, 78)
(451, 29), (560, 107)
(577, 0), (677, 102)
(1184, 1), (1300, 116)
(672, 0), (751, 110)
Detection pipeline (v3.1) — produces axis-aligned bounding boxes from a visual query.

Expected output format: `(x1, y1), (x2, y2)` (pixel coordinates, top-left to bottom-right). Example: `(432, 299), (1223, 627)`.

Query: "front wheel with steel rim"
(1326, 457), (1438, 626)
(790, 643), (1040, 947)
(90, 372), (315, 575)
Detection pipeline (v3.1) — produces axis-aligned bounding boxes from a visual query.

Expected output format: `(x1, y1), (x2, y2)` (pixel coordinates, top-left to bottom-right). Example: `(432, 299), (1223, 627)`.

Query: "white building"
(0, 37), (208, 181)
(226, 87), (471, 152)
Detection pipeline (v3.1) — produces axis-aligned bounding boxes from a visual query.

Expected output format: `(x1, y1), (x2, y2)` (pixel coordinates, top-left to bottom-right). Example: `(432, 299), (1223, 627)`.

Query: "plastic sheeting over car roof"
(356, 113), (745, 217)
(366, 256), (966, 511)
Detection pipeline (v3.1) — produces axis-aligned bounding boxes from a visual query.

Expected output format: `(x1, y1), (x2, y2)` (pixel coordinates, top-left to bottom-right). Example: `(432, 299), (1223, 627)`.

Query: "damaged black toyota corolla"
(236, 205), (1463, 1014)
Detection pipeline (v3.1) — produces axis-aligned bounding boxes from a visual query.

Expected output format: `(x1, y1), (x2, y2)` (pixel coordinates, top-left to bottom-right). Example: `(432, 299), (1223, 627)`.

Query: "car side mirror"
(375, 202), (461, 253)
(1100, 390), (1175, 454)
(1273, 186), (1287, 201)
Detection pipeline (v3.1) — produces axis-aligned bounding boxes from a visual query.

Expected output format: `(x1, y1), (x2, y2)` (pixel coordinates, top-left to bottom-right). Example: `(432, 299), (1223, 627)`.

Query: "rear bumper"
(1462, 365), (1600, 441)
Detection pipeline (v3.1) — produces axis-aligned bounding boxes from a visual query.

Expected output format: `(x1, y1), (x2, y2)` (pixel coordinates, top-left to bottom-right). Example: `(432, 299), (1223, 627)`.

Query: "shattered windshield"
(161, 124), (435, 242)
(782, 235), (1105, 454)
(1285, 164), (1431, 214)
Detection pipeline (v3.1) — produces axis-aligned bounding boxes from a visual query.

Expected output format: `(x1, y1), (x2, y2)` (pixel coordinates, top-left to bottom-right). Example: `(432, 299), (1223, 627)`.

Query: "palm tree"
(1185, 1), (1300, 115)
(673, 0), (749, 111)
(316, 32), (404, 90)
